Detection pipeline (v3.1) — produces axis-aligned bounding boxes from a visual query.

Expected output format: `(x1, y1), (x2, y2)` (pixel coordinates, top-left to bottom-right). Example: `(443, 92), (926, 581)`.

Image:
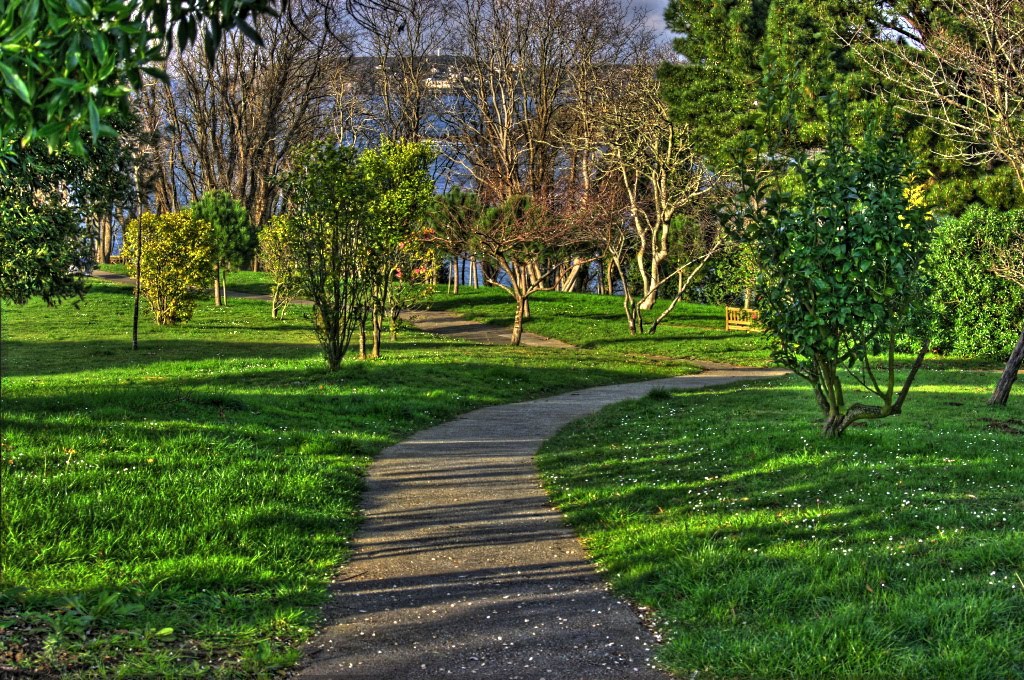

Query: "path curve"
(295, 368), (786, 679)
(91, 270), (787, 677)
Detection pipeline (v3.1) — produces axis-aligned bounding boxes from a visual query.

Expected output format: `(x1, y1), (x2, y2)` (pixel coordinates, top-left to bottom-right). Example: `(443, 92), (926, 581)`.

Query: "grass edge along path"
(1, 283), (691, 678)
(537, 373), (1024, 680)
(427, 288), (777, 367)
(295, 367), (787, 679)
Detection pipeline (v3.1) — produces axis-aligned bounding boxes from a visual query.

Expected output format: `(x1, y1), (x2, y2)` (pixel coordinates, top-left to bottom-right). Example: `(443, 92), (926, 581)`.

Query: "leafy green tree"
(258, 215), (296, 320)
(121, 211), (214, 325)
(279, 142), (369, 371)
(0, 154), (87, 306)
(191, 190), (252, 306)
(0, 0), (276, 156)
(661, 0), (877, 166)
(358, 140), (436, 358)
(737, 96), (932, 437)
(0, 133), (135, 306)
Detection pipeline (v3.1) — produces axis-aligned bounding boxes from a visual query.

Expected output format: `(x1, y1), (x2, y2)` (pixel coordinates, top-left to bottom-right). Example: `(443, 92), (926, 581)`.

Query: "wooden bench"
(109, 255), (123, 264)
(725, 306), (762, 332)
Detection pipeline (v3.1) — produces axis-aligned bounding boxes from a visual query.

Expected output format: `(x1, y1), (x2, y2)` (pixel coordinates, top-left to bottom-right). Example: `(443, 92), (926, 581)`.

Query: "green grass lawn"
(538, 373), (1024, 679)
(222, 271), (274, 297)
(96, 264), (275, 298)
(429, 288), (774, 366)
(0, 284), (680, 677)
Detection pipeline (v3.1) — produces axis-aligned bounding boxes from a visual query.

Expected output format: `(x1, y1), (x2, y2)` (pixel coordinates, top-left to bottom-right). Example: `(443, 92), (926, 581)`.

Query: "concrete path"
(91, 270), (787, 678)
(295, 368), (787, 679)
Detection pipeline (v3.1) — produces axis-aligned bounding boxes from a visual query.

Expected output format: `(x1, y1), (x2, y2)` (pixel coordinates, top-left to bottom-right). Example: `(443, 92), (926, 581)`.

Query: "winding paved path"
(295, 368), (786, 679)
(91, 269), (786, 677)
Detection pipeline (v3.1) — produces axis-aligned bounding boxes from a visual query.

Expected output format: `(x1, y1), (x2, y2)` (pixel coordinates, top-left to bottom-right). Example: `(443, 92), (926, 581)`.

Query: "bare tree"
(334, 0), (450, 145)
(860, 0), (1024, 405)
(138, 1), (349, 228)
(439, 0), (651, 326)
(591, 59), (723, 333)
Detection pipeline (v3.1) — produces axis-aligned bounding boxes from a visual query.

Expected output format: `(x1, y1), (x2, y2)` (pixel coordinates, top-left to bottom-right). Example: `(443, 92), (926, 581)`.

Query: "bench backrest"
(725, 306), (762, 332)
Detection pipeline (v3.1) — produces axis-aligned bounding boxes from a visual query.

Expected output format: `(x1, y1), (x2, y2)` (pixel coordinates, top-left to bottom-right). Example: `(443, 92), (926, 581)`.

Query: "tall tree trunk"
(511, 295), (526, 346)
(990, 328), (1024, 406)
(220, 268), (228, 306)
(95, 214), (113, 264)
(213, 265), (223, 306)
(358, 322), (367, 360)
(453, 256), (460, 294)
(372, 311), (383, 359)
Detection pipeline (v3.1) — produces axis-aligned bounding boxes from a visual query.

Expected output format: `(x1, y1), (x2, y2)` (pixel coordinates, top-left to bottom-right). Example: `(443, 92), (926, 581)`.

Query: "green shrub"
(122, 211), (214, 325)
(257, 215), (296, 319)
(927, 206), (1024, 358)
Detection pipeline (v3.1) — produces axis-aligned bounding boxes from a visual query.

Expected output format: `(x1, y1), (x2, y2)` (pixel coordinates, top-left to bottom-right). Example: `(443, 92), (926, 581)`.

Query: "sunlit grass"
(430, 288), (776, 366)
(539, 373), (1024, 679)
(0, 283), (679, 677)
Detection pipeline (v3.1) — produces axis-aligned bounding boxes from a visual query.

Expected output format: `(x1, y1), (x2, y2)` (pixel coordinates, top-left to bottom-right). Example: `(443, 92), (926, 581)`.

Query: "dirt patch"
(980, 417), (1024, 435)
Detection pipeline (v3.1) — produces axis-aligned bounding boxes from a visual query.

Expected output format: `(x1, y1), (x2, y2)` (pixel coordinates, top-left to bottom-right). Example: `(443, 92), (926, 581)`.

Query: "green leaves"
(0, 0), (277, 154)
(122, 211), (215, 325)
(191, 189), (253, 268)
(736, 91), (932, 434)
(0, 61), (31, 104)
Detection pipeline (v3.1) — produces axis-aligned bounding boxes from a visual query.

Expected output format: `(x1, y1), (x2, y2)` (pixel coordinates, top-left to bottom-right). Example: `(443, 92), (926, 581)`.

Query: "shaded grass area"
(95, 265), (274, 298)
(430, 288), (774, 366)
(223, 271), (274, 297)
(538, 373), (1024, 679)
(0, 284), (678, 677)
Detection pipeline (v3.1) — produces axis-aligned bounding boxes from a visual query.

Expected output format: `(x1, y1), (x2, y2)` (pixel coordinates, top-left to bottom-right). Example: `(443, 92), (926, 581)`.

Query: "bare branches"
(859, 0), (1024, 191)
(138, 0), (351, 226)
(583, 57), (722, 332)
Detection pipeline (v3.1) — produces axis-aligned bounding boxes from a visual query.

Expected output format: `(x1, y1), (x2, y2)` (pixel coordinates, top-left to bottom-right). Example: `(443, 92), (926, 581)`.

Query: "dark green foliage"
(0, 0), (276, 155)
(191, 190), (252, 269)
(927, 207), (1024, 358)
(0, 162), (86, 306)
(661, 0), (877, 166)
(191, 189), (252, 305)
(0, 117), (136, 305)
(738, 95), (932, 436)
(0, 148), (100, 306)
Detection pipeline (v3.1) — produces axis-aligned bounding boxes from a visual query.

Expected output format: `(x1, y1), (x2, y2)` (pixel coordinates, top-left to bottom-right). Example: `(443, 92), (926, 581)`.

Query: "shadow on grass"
(537, 373), (1024, 678)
